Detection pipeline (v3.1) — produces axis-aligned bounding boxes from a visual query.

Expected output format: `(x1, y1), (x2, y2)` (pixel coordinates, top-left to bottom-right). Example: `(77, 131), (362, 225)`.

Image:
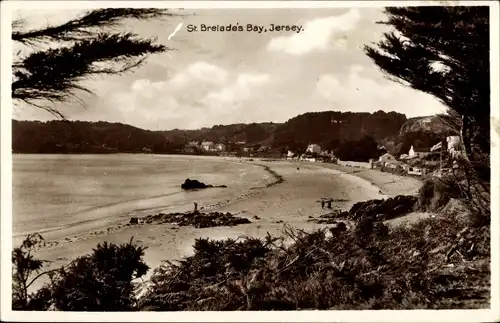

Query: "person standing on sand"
(193, 202), (198, 214)
(327, 200), (332, 209)
(321, 200), (325, 209)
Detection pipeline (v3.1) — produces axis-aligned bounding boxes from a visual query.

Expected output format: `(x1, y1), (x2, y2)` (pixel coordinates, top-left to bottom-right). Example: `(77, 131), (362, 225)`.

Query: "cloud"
(169, 61), (229, 87)
(206, 73), (270, 104)
(98, 63), (271, 130)
(13, 9), (447, 130)
(267, 9), (362, 55)
(315, 65), (447, 117)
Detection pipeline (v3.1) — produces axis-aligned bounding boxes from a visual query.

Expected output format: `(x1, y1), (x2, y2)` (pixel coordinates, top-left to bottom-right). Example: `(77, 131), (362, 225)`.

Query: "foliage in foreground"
(13, 207), (490, 311)
(138, 215), (490, 310)
(417, 155), (490, 225)
(13, 237), (148, 311)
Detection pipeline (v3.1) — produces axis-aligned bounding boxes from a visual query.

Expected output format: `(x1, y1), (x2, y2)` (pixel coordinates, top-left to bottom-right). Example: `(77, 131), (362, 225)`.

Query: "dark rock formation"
(129, 217), (139, 225)
(132, 211), (250, 229)
(348, 195), (417, 221)
(181, 179), (227, 190)
(181, 179), (210, 189)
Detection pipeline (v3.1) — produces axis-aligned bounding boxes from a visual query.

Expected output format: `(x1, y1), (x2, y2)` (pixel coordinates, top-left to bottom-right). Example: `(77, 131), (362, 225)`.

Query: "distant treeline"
(12, 120), (184, 154)
(12, 111), (453, 159)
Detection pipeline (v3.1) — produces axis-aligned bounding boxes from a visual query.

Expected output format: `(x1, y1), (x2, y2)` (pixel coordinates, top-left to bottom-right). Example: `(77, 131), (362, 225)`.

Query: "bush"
(418, 155), (490, 227)
(50, 238), (149, 311)
(418, 176), (462, 212)
(137, 236), (276, 311)
(139, 216), (490, 311)
(12, 234), (51, 310)
(12, 236), (149, 311)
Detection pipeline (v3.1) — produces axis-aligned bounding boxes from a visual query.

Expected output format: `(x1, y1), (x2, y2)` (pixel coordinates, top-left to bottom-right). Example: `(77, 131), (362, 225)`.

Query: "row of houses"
(184, 141), (227, 153)
(398, 136), (463, 160)
(184, 141), (274, 155)
(286, 144), (339, 163)
(374, 135), (464, 177)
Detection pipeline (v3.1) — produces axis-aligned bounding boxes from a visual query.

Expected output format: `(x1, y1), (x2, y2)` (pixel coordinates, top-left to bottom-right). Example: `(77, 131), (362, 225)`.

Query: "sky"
(12, 7), (447, 131)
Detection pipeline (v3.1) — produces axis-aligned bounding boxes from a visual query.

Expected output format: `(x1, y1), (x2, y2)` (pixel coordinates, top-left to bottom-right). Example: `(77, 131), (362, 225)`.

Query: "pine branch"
(12, 9), (176, 44)
(12, 33), (172, 106)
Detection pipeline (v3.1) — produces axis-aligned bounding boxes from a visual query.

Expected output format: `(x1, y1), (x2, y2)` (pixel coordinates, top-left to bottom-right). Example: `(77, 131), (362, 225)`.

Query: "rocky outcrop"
(181, 179), (227, 190)
(130, 211), (250, 229)
(348, 195), (417, 221)
(311, 195), (418, 225)
(399, 115), (457, 136)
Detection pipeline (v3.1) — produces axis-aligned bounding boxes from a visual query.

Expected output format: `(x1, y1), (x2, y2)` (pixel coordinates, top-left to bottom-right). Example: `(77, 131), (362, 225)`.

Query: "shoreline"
(22, 161), (286, 251)
(12, 155), (275, 244)
(22, 159), (423, 293)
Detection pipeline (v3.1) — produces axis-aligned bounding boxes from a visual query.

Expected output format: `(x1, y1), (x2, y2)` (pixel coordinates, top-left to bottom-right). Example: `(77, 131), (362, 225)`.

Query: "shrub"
(12, 233), (52, 310)
(137, 236), (276, 311)
(12, 236), (149, 311)
(418, 175), (461, 212)
(139, 215), (490, 311)
(49, 238), (149, 311)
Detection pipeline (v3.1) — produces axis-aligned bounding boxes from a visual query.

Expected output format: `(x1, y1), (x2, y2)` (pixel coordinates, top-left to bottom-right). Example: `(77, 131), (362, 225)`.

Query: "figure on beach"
(321, 200), (325, 208)
(193, 202), (198, 213)
(327, 200), (332, 209)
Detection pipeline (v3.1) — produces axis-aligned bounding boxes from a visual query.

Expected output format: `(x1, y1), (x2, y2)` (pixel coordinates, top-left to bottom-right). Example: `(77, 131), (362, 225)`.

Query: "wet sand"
(25, 160), (422, 292)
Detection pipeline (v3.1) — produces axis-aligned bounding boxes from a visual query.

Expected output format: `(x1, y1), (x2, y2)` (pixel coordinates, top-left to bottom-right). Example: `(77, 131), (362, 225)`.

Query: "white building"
(407, 167), (426, 176)
(378, 153), (397, 164)
(408, 145), (431, 158)
(215, 143), (226, 152)
(201, 141), (215, 151)
(306, 144), (321, 154)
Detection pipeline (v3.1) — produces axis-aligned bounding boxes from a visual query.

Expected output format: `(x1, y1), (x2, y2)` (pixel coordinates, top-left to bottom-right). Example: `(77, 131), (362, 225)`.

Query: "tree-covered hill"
(272, 110), (407, 152)
(12, 120), (182, 154)
(13, 110), (451, 157)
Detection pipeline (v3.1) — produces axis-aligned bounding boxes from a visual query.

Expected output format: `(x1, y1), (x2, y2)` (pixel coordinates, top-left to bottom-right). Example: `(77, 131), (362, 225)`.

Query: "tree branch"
(12, 9), (177, 44)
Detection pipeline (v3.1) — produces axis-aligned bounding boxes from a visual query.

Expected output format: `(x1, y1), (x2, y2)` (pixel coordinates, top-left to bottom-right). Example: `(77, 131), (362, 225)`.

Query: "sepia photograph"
(1, 0), (499, 321)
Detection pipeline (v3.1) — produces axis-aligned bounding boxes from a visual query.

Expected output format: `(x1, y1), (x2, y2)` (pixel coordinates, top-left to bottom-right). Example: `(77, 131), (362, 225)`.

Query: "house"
(306, 144), (321, 154)
(303, 157), (317, 162)
(201, 141), (215, 151)
(215, 143), (226, 152)
(184, 142), (199, 154)
(378, 153), (397, 165)
(407, 166), (427, 176)
(408, 145), (432, 158)
(257, 145), (270, 152)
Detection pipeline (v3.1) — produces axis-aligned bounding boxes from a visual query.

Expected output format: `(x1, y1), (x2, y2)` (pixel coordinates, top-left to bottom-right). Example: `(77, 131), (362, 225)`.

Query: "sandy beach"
(24, 159), (422, 292)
